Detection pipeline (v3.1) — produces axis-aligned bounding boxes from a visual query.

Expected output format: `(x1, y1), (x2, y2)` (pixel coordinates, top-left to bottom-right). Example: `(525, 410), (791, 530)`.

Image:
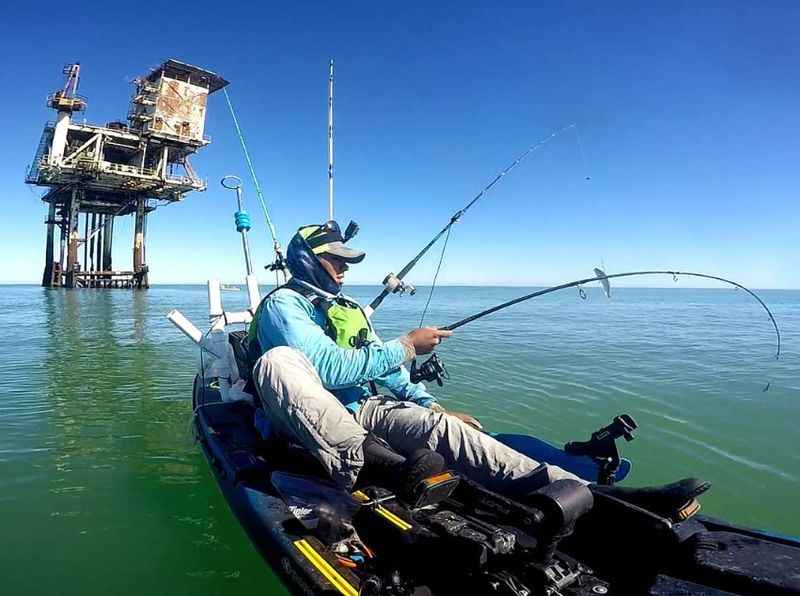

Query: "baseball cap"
(297, 220), (365, 263)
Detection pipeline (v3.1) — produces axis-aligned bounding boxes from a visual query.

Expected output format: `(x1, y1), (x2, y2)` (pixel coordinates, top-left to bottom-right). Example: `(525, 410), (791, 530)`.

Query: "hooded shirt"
(256, 232), (436, 412)
(285, 231), (342, 295)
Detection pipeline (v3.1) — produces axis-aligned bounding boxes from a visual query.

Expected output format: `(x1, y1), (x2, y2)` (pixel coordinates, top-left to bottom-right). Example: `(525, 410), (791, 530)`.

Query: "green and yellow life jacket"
(248, 284), (376, 352)
(321, 297), (376, 349)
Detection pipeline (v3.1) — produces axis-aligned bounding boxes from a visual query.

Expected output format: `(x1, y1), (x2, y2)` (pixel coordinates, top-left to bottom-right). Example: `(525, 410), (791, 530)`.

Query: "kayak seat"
(229, 330), (262, 404)
(195, 400), (269, 485)
(196, 398), (328, 486)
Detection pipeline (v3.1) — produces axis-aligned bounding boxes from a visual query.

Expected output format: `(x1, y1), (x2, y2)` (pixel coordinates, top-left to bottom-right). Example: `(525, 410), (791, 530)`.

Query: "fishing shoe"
(592, 477), (711, 522)
(357, 434), (446, 504)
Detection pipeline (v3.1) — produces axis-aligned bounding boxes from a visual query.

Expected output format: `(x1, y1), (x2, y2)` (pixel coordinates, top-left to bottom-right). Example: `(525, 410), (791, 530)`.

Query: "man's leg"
(253, 346), (367, 489)
(356, 397), (586, 494)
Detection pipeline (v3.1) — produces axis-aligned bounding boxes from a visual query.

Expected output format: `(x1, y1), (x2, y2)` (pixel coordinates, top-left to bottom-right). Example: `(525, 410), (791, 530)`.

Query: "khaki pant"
(253, 346), (584, 491)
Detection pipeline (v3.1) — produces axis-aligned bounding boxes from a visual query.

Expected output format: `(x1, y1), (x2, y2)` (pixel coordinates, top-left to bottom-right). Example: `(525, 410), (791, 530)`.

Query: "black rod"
(440, 270), (780, 359)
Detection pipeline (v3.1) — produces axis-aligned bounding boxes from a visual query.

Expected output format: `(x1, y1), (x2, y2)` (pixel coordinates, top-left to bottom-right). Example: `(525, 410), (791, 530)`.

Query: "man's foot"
(592, 477), (711, 522)
(357, 434), (446, 503)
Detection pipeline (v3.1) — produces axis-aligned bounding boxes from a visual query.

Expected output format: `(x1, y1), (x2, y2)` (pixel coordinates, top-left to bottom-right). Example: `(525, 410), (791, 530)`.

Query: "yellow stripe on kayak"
(293, 539), (358, 596)
(351, 490), (412, 531)
(374, 506), (412, 531)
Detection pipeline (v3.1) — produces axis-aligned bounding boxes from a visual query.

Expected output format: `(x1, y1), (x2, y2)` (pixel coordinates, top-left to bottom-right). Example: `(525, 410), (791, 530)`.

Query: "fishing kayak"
(190, 331), (800, 596)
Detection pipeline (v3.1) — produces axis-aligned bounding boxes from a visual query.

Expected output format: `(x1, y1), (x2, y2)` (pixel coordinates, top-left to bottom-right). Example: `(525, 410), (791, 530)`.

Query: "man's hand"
(430, 403), (483, 431)
(448, 411), (484, 431)
(407, 327), (453, 355)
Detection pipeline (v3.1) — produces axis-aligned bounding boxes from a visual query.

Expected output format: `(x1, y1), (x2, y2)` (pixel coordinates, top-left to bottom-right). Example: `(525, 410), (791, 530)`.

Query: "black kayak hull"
(194, 378), (362, 595)
(193, 374), (800, 595)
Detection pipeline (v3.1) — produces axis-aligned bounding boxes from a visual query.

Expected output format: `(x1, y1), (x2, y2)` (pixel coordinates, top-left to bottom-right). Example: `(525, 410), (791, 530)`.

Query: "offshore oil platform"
(25, 60), (228, 288)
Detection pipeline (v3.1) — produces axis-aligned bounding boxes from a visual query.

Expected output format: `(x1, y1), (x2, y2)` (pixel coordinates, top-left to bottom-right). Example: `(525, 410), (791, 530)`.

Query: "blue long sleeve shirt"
(257, 288), (436, 412)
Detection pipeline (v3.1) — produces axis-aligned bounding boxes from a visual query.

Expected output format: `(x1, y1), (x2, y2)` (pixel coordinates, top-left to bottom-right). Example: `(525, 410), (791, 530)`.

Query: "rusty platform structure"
(26, 60), (228, 288)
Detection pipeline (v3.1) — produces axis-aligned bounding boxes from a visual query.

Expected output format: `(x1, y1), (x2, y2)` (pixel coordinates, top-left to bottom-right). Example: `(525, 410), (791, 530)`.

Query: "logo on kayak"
(289, 505), (318, 526)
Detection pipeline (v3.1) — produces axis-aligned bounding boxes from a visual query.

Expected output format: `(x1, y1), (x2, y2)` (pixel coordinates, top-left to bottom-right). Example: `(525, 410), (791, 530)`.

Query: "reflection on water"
(0, 284), (798, 594)
(1, 287), (284, 595)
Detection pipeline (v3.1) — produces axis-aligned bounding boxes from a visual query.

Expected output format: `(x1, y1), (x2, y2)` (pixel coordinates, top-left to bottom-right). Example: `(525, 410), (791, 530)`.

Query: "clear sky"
(1, 1), (798, 287)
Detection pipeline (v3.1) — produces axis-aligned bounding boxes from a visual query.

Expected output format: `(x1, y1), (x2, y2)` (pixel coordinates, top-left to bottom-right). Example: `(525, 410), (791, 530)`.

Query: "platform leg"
(65, 191), (80, 288)
(42, 201), (56, 287)
(133, 198), (148, 289)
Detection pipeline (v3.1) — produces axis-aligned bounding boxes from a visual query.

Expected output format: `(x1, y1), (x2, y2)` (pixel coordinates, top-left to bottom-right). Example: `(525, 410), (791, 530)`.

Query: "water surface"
(1, 284), (797, 594)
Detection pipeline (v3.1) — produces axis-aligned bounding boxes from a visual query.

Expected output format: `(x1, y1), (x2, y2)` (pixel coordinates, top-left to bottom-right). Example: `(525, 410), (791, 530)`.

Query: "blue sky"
(1, 1), (798, 287)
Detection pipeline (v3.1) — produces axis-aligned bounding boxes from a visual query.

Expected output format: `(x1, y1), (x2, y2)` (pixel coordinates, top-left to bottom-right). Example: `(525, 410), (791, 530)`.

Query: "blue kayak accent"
(492, 432), (632, 484)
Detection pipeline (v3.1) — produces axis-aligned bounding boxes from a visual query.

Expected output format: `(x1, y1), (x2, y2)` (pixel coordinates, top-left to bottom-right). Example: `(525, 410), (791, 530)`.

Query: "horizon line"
(1, 282), (798, 291)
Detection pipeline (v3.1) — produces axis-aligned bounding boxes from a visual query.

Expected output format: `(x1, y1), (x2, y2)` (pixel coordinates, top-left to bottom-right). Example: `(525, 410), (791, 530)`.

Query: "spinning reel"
(382, 273), (416, 296)
(410, 353), (448, 387)
(265, 253), (288, 273)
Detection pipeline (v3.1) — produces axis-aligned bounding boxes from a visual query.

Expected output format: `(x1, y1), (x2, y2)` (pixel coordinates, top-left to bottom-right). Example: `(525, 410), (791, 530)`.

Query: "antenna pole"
(327, 59), (335, 221)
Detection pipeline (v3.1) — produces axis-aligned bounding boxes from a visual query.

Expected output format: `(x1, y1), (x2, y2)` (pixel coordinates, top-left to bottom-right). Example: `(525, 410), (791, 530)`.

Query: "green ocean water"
(0, 284), (798, 595)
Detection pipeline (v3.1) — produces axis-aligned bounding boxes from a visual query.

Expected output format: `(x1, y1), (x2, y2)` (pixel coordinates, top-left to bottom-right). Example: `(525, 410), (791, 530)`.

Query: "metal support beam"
(58, 202), (67, 273)
(95, 214), (104, 285)
(102, 215), (114, 272)
(65, 190), (81, 288)
(62, 132), (101, 165)
(83, 212), (90, 274)
(42, 201), (56, 287)
(89, 212), (98, 277)
(133, 198), (148, 289)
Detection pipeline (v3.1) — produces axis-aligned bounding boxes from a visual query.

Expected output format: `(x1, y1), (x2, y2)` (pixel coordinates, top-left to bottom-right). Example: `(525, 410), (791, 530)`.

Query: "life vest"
(319, 297), (376, 349)
(248, 283), (376, 353)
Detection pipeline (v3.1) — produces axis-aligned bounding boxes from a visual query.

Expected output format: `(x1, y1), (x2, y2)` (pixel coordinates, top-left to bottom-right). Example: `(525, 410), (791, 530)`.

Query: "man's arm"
(258, 291), (414, 389)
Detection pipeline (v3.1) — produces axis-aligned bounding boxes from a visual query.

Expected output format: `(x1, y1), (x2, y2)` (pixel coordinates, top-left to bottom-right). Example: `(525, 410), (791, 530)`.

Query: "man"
(251, 221), (708, 518)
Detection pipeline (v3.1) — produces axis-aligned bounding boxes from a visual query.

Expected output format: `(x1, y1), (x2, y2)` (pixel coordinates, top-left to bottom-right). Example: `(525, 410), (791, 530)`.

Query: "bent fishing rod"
(409, 269), (781, 386)
(366, 124), (579, 315)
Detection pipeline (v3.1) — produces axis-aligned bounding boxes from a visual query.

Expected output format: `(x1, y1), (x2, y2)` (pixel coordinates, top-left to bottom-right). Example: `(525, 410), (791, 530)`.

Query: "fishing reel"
(382, 273), (416, 296)
(265, 254), (288, 273)
(410, 353), (448, 387)
(265, 243), (288, 274)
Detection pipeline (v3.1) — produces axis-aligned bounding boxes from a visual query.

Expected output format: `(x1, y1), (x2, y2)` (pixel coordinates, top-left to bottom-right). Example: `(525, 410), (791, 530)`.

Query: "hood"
(286, 232), (341, 295)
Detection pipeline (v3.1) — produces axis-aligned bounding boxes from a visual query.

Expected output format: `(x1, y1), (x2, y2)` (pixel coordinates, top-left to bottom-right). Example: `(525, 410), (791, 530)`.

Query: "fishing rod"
(365, 123), (579, 316)
(410, 269), (781, 386)
(222, 88), (288, 284)
(328, 59), (335, 221)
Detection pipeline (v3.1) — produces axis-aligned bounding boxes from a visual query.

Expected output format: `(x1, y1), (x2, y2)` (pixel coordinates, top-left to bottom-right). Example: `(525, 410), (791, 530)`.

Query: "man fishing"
(250, 220), (708, 519)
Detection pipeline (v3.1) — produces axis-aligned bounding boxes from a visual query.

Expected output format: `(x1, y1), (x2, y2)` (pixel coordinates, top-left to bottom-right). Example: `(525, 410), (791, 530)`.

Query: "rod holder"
(208, 279), (223, 317)
(167, 309), (203, 344)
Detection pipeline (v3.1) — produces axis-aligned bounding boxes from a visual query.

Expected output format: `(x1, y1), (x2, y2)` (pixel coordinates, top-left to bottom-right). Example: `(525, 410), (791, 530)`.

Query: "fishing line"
(223, 88), (287, 282)
(418, 225), (453, 327)
(411, 270), (780, 388)
(369, 123), (578, 313)
(573, 125), (591, 181)
(440, 270), (781, 359)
